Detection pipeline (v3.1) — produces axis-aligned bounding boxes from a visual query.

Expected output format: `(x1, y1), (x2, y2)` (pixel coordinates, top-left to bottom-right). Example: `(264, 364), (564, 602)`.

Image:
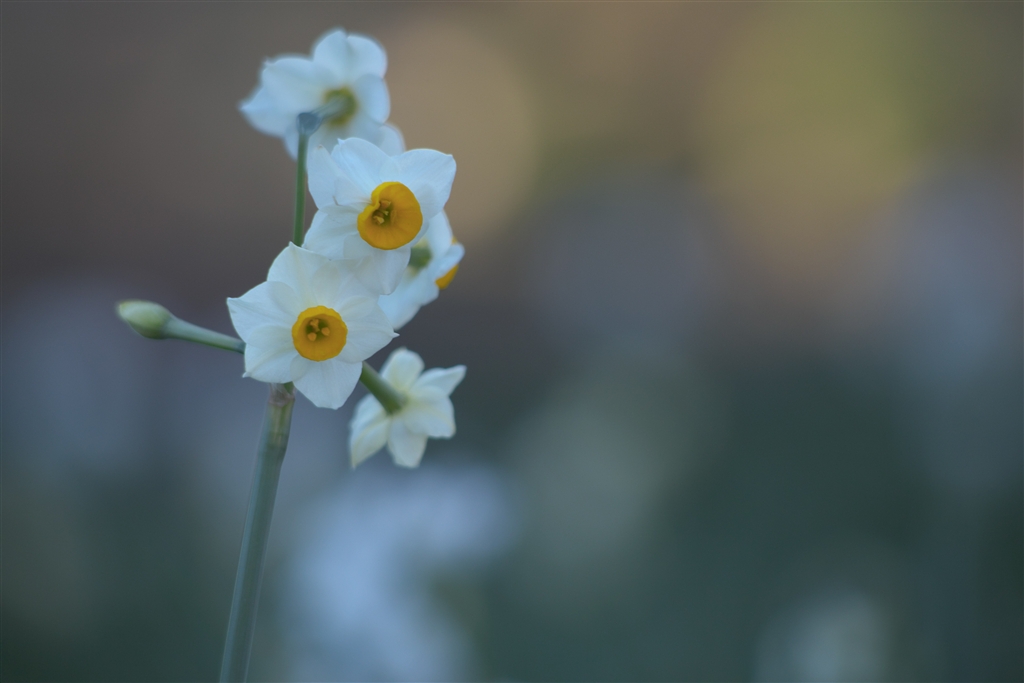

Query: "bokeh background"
(2, 3), (1021, 681)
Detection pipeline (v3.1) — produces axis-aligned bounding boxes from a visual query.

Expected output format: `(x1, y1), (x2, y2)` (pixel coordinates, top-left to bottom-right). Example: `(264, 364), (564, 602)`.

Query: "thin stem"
(164, 318), (246, 354)
(118, 300), (245, 353)
(292, 127), (310, 246)
(220, 382), (295, 683)
(121, 304), (408, 413)
(360, 361), (406, 414)
(291, 96), (350, 247)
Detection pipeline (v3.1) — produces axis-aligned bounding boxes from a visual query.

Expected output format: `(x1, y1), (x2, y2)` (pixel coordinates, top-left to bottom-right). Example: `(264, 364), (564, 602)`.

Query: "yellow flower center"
(357, 182), (423, 250)
(435, 265), (459, 289)
(322, 88), (357, 126)
(291, 306), (347, 361)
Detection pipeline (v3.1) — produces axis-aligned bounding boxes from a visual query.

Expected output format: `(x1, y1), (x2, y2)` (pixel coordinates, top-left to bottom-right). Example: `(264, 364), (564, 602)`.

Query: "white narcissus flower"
(240, 28), (392, 158)
(349, 348), (466, 468)
(378, 211), (464, 330)
(303, 138), (456, 296)
(227, 244), (396, 409)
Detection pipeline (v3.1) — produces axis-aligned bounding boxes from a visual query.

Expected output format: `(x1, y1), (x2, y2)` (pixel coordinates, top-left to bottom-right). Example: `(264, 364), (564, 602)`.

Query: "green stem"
(360, 362), (406, 414)
(292, 126), (310, 247)
(291, 96), (352, 247)
(117, 300), (245, 353)
(219, 382), (295, 683)
(164, 318), (246, 354)
(121, 304), (406, 414)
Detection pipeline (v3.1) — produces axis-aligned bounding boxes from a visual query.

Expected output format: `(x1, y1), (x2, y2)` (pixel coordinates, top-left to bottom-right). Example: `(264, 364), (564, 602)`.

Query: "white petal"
(290, 355), (315, 380)
(292, 358), (361, 409)
(347, 34), (387, 78)
(431, 242), (464, 280)
(333, 268), (377, 301)
(400, 397), (455, 438)
(307, 259), (348, 305)
(312, 112), (380, 150)
(379, 272), (436, 330)
(365, 248), (412, 295)
(311, 29), (351, 81)
(330, 138), (388, 196)
(283, 125), (301, 160)
(303, 208), (361, 261)
(374, 123), (406, 156)
(239, 86), (293, 137)
(350, 392), (387, 433)
(306, 146), (341, 209)
(387, 422), (429, 468)
(392, 149), (456, 221)
(424, 211), (454, 254)
(334, 294), (382, 321)
(381, 348), (424, 391)
(312, 145), (370, 209)
(351, 74), (389, 124)
(414, 365), (466, 395)
(246, 324), (293, 349)
(266, 244), (328, 304)
(337, 314), (396, 363)
(261, 57), (329, 113)
(348, 396), (390, 467)
(339, 231), (374, 259)
(242, 327), (296, 383)
(227, 281), (298, 340)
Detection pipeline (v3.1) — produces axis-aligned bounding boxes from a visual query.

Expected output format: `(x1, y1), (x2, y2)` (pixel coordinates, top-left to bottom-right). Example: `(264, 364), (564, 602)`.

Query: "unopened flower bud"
(117, 300), (173, 339)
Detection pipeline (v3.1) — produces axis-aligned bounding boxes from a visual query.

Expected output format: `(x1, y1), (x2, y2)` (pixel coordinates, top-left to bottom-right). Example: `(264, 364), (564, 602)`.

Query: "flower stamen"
(292, 306), (347, 361)
(357, 182), (422, 250)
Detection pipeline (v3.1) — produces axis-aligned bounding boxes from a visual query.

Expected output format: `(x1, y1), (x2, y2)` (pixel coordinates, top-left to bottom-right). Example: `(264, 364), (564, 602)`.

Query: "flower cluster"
(231, 28), (466, 468)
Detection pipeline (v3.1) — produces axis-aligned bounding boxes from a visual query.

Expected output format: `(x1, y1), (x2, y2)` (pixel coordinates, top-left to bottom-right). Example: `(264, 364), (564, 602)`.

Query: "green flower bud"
(117, 300), (173, 339)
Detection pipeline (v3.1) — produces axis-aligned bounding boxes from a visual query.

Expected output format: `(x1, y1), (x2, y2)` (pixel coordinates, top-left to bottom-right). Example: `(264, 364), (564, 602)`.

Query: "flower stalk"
(120, 301), (407, 417)
(359, 362), (406, 414)
(117, 300), (245, 353)
(292, 97), (354, 246)
(220, 382), (295, 683)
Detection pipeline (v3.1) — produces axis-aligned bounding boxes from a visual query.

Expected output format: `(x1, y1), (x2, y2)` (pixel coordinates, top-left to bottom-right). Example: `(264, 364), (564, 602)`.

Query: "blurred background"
(2, 3), (1021, 681)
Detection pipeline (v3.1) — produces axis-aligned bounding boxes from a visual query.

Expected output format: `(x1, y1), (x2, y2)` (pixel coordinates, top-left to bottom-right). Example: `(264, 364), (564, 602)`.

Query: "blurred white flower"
(240, 28), (392, 158)
(303, 138), (456, 295)
(227, 244), (395, 409)
(285, 464), (517, 681)
(350, 348), (465, 468)
(379, 211), (464, 329)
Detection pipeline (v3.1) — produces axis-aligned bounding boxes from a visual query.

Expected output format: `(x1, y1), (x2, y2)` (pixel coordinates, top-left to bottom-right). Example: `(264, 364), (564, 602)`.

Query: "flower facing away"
(240, 28), (393, 158)
(227, 244), (396, 409)
(378, 211), (464, 330)
(349, 348), (466, 468)
(303, 138), (456, 295)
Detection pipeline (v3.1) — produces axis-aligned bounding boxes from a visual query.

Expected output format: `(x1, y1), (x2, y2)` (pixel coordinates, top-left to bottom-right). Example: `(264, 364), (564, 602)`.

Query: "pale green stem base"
(359, 362), (406, 414)
(219, 382), (295, 683)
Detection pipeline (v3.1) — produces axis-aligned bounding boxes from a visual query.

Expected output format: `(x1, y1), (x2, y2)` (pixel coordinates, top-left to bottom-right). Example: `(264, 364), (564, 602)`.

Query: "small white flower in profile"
(303, 138), (456, 296)
(379, 211), (464, 330)
(240, 28), (392, 158)
(227, 244), (396, 409)
(349, 348), (466, 468)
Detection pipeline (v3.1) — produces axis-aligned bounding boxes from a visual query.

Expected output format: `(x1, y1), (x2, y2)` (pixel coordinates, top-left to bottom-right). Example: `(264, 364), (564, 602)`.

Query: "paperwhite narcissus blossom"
(240, 28), (392, 158)
(303, 138), (456, 296)
(349, 348), (466, 468)
(227, 244), (396, 409)
(379, 211), (464, 330)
